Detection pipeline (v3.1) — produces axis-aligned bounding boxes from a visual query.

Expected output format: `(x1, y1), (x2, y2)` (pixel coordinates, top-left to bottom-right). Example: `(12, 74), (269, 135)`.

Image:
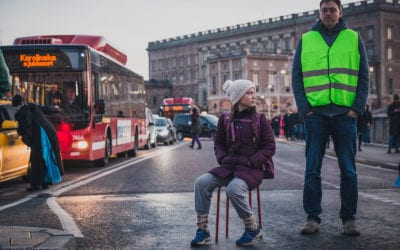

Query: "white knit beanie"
(223, 79), (256, 105)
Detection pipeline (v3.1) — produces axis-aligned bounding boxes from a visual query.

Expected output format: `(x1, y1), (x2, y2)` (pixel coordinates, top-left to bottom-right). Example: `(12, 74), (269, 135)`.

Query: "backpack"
(223, 112), (274, 179)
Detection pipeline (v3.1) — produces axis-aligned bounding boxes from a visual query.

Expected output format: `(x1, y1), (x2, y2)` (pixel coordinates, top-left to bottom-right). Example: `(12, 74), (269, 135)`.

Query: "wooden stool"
(215, 186), (262, 243)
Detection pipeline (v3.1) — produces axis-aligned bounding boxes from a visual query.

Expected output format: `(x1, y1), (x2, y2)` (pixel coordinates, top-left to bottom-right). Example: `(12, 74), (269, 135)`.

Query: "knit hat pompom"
(223, 79), (255, 105)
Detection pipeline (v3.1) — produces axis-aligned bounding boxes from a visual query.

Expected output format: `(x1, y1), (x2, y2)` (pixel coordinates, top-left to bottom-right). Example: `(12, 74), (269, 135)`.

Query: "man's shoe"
(197, 146), (202, 150)
(189, 145), (194, 149)
(236, 228), (262, 246)
(300, 220), (320, 234)
(191, 228), (211, 247)
(342, 220), (360, 236)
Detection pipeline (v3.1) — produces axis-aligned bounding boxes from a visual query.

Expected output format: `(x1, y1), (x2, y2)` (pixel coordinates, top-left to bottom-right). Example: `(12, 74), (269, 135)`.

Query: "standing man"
(292, 0), (369, 236)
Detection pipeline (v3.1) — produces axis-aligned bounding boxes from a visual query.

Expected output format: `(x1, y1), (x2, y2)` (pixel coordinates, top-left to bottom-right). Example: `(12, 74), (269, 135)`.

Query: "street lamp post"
(267, 84), (272, 119)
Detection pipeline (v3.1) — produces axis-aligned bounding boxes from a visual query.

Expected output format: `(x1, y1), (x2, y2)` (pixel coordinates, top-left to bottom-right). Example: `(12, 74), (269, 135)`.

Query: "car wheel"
(177, 131), (184, 141)
(210, 130), (216, 139)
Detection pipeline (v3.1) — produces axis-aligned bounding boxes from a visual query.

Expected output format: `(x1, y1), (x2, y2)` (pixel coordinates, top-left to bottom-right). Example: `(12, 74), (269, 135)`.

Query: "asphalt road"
(0, 139), (399, 249)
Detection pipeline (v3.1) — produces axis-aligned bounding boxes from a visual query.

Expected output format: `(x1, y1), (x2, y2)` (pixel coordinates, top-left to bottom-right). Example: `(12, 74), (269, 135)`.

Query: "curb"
(0, 226), (75, 249)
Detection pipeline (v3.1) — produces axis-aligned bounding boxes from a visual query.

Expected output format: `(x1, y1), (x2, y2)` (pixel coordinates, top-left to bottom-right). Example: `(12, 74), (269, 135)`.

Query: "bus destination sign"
(20, 53), (57, 68)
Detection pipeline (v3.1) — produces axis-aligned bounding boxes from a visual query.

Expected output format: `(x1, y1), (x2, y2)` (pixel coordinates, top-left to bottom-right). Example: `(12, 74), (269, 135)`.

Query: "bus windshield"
(10, 71), (90, 130)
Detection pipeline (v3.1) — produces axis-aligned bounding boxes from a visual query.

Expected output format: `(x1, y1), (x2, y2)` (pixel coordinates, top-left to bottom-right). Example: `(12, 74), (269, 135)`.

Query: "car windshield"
(204, 115), (218, 125)
(155, 118), (167, 126)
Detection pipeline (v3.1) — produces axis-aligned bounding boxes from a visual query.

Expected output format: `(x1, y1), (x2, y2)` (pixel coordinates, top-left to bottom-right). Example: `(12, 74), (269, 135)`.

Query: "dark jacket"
(209, 108), (275, 190)
(15, 103), (64, 185)
(387, 101), (400, 136)
(191, 111), (201, 135)
(292, 18), (369, 116)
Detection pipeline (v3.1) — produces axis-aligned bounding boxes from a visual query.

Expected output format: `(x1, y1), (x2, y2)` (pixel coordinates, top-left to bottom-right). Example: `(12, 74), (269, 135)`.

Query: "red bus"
(1, 35), (147, 166)
(159, 97), (200, 119)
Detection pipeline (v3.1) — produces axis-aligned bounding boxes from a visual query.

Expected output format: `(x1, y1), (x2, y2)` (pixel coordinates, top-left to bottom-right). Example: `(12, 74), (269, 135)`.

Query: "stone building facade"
(147, 0), (400, 117)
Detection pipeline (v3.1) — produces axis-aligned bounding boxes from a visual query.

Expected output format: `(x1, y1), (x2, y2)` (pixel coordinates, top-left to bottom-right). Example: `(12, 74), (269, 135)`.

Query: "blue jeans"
(303, 113), (358, 223)
(194, 173), (253, 220)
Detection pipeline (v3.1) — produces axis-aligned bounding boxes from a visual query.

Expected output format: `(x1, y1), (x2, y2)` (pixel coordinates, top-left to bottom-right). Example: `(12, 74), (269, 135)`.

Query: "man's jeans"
(303, 113), (358, 223)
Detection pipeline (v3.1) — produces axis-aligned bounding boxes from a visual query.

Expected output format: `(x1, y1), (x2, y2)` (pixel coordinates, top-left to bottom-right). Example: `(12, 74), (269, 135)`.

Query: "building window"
(387, 25), (392, 40)
(179, 70), (184, 81)
(212, 76), (217, 95)
(223, 74), (228, 83)
(367, 47), (374, 57)
(366, 26), (374, 41)
(187, 55), (191, 66)
(388, 78), (393, 94)
(187, 70), (191, 81)
(179, 56), (184, 67)
(388, 46), (392, 60)
(234, 72), (241, 80)
(152, 96), (157, 106)
(252, 72), (259, 91)
(172, 57), (176, 68)
(194, 55), (199, 65)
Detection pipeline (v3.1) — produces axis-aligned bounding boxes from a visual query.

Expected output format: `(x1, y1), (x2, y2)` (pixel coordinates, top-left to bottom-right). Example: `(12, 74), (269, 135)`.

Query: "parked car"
(0, 100), (31, 183)
(154, 117), (175, 145)
(173, 113), (218, 141)
(166, 118), (177, 142)
(143, 108), (157, 149)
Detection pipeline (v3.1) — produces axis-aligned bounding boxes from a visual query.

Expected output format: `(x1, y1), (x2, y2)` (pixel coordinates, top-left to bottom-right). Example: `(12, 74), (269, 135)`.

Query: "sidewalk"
(0, 226), (75, 249)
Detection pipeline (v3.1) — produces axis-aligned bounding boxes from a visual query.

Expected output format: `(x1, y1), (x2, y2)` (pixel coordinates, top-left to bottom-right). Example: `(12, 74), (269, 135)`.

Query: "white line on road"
(47, 197), (84, 237)
(0, 143), (185, 237)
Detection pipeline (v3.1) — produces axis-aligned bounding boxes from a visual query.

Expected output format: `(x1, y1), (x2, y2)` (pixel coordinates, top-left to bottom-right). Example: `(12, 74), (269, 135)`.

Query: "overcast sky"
(0, 0), (356, 80)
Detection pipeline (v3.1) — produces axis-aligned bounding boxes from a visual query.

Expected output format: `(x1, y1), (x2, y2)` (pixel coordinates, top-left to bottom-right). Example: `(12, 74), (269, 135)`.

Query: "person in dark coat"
(362, 104), (372, 145)
(191, 79), (276, 247)
(189, 107), (202, 149)
(12, 94), (64, 191)
(387, 94), (400, 153)
(356, 111), (366, 151)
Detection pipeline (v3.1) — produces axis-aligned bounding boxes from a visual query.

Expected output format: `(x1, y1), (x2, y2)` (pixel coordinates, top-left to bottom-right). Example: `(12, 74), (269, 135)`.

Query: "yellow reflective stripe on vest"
(301, 29), (360, 107)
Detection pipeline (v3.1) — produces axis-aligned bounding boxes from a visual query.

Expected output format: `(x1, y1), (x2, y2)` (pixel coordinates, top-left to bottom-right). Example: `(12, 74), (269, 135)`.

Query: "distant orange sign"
(20, 53), (57, 68)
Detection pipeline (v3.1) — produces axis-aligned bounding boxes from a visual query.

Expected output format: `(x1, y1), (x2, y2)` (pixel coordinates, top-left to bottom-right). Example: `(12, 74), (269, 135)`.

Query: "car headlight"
(159, 129), (169, 136)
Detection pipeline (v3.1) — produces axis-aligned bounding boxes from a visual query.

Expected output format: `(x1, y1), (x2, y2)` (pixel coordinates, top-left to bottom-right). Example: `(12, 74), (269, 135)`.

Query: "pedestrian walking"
(357, 111), (366, 151)
(387, 94), (400, 153)
(362, 105), (372, 145)
(191, 79), (275, 247)
(189, 107), (202, 149)
(12, 94), (64, 191)
(292, 0), (369, 236)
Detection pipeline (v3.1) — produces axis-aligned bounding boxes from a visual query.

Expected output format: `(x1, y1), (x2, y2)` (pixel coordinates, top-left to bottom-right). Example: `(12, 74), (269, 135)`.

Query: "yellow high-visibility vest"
(301, 29), (360, 107)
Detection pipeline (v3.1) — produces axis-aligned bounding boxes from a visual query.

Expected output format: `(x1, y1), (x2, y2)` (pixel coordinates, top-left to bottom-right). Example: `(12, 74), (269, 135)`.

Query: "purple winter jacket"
(209, 109), (276, 190)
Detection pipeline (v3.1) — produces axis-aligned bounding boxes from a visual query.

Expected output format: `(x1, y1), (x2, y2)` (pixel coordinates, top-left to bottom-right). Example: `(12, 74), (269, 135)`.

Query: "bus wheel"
(95, 135), (111, 167)
(127, 132), (138, 157)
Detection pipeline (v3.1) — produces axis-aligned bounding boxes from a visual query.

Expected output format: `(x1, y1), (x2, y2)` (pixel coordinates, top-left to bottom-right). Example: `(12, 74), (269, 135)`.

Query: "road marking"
(0, 143), (185, 237)
(47, 197), (84, 237)
(359, 191), (400, 206)
(278, 158), (399, 206)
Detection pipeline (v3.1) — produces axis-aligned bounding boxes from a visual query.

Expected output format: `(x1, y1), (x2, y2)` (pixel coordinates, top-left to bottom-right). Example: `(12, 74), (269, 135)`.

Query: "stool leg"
(257, 186), (262, 239)
(249, 190), (252, 208)
(215, 187), (221, 243)
(226, 193), (229, 238)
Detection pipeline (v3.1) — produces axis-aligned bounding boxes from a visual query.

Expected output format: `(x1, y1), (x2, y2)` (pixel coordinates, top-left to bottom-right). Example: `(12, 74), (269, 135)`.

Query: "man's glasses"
(320, 7), (339, 14)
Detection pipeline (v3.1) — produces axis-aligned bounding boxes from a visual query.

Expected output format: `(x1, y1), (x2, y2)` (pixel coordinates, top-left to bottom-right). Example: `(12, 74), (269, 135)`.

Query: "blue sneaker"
(236, 228), (262, 246)
(191, 228), (211, 247)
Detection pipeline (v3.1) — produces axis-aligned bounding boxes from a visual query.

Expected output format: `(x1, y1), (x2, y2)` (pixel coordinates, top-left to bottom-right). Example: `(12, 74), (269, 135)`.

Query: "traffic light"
(0, 50), (11, 99)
